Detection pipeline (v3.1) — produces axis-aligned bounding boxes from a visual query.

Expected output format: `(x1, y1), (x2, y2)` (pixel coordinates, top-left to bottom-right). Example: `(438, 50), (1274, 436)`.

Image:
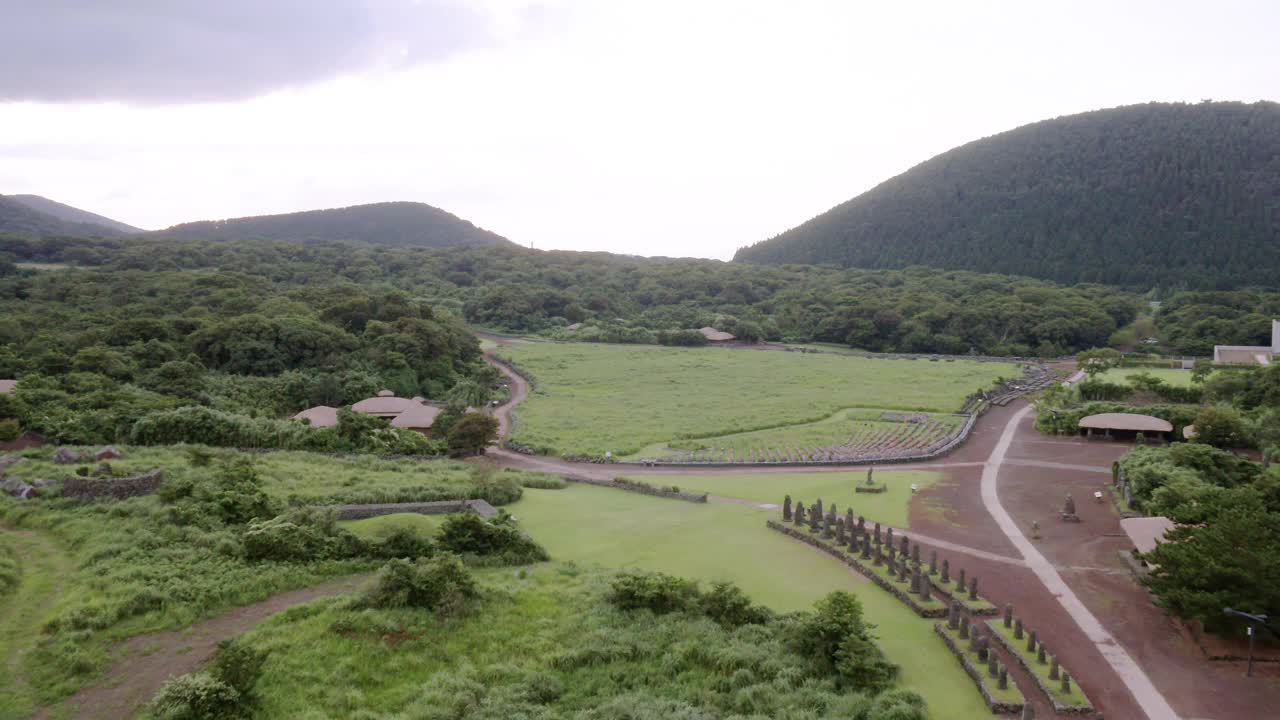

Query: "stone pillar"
(911, 543), (920, 567)
(976, 635), (988, 663)
(988, 654), (998, 678)
(941, 559), (950, 583)
(835, 518), (847, 545)
(898, 562), (908, 583)
(959, 615), (970, 639)
(874, 522), (882, 545)
(1061, 672), (1071, 694)
(1037, 643), (1047, 665)
(794, 502), (805, 526)
(921, 574), (932, 602)
(857, 516), (865, 534)
(845, 508), (855, 531)
(861, 532), (872, 560)
(948, 603), (959, 629)
(874, 544), (883, 565)
(900, 536), (909, 557)
(809, 504), (820, 533)
(998, 666), (1008, 690)
(1027, 630), (1037, 653)
(848, 529), (859, 554)
(886, 527), (894, 548)
(1014, 618), (1024, 640)
(910, 568), (921, 593)
(968, 626), (979, 651)
(1004, 604), (1013, 628)
(782, 495), (792, 521)
(929, 550), (938, 575)
(969, 576), (979, 601)
(1049, 655), (1059, 680)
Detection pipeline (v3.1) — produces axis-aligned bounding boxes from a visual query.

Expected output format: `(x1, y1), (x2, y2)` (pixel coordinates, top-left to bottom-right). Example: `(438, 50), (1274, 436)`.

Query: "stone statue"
(782, 495), (792, 521)
(874, 522), (882, 545)
(941, 559), (950, 584)
(794, 502), (805, 525)
(998, 666), (1008, 690)
(835, 518), (847, 544)
(959, 615), (970, 639)
(910, 568), (920, 593)
(1037, 643), (1047, 664)
(1061, 672), (1071, 694)
(1027, 630), (1037, 653)
(1004, 603), (1013, 628)
(948, 603), (959, 630)
(969, 576), (978, 601)
(957, 568), (966, 589)
(900, 536), (909, 557)
(809, 503), (821, 533)
(866, 466), (875, 485)
(1049, 655), (1059, 680)
(921, 574), (932, 601)
(988, 655), (998, 678)
(929, 549), (938, 575)
(1063, 493), (1076, 515)
(911, 543), (920, 566)
(1014, 618), (1024, 639)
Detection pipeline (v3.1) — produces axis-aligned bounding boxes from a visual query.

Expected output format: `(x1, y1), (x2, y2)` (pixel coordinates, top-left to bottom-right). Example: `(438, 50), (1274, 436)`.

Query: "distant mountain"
(735, 102), (1280, 289)
(0, 195), (133, 237)
(155, 201), (514, 249)
(7, 194), (142, 233)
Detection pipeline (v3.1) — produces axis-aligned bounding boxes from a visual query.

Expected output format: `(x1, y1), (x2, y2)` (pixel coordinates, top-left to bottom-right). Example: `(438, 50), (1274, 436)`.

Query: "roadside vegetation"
(499, 342), (1013, 457)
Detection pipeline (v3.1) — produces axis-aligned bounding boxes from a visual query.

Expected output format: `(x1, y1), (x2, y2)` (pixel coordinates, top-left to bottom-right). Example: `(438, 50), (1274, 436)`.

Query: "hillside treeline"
(735, 102), (1280, 290)
(3, 236), (1140, 357)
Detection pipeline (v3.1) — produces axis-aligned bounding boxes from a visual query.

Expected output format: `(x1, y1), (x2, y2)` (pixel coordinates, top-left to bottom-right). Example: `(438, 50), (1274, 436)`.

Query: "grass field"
(510, 484), (993, 718)
(1097, 367), (1195, 387)
(499, 342), (1016, 456)
(622, 469), (938, 529)
(338, 513), (442, 540)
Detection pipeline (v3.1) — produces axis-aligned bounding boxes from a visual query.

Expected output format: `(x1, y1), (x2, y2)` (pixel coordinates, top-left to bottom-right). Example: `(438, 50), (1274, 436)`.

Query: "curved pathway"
(35, 574), (370, 720)
(981, 404), (1179, 720)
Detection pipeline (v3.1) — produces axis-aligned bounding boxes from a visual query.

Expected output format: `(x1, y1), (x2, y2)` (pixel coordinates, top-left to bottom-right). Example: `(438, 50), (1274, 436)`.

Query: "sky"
(1, 0), (1277, 260)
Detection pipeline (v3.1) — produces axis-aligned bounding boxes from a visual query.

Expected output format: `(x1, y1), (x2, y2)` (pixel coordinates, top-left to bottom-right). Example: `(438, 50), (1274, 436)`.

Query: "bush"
(607, 570), (700, 614)
(868, 688), (927, 720)
(211, 640), (269, 704)
(436, 512), (548, 565)
(242, 508), (363, 562)
(1193, 405), (1250, 449)
(701, 581), (773, 628)
(447, 412), (499, 458)
(372, 525), (436, 560)
(0, 418), (20, 442)
(164, 458), (279, 527)
(794, 591), (898, 691)
(505, 470), (567, 490)
(356, 554), (478, 613)
(149, 672), (242, 720)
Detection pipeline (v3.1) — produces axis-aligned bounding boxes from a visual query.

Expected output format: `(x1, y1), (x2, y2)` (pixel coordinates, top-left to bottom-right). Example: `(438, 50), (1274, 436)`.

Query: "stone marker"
(1004, 604), (1013, 627)
(988, 654), (998, 678)
(809, 504), (820, 533)
(958, 568), (967, 588)
(1049, 655), (1059, 680)
(835, 518), (847, 544)
(886, 527), (894, 547)
(1027, 630), (1037, 653)
(977, 635), (988, 662)
(969, 626), (980, 651)
(1061, 672), (1071, 694)
(794, 502), (805, 526)
(1037, 643), (1047, 665)
(874, 544), (884, 565)
(874, 522), (882, 545)
(959, 615), (970, 639)
(998, 666), (1008, 690)
(782, 495), (792, 521)
(910, 568), (920, 593)
(900, 536), (909, 556)
(911, 543), (920, 566)
(941, 559), (950, 583)
(898, 561), (908, 583)
(969, 576), (979, 601)
(929, 549), (938, 575)
(948, 603), (959, 629)
(1014, 618), (1024, 640)
(861, 532), (872, 559)
(921, 574), (932, 602)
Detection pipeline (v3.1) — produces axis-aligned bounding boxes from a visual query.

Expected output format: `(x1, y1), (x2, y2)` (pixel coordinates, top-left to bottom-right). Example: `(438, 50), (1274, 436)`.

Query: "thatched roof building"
(0, 380), (16, 395)
(390, 404), (442, 430)
(351, 394), (418, 417)
(698, 326), (735, 342)
(1078, 413), (1173, 434)
(292, 406), (339, 428)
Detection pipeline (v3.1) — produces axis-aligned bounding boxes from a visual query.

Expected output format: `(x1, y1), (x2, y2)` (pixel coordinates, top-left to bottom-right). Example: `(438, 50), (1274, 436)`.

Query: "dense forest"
(155, 201), (514, 249)
(735, 101), (1280, 290)
(1154, 289), (1280, 355)
(3, 236), (1142, 358)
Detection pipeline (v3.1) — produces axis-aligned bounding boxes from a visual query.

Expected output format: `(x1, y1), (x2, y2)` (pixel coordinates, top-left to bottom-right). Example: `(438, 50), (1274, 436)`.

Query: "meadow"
(1096, 367), (1195, 387)
(509, 483), (993, 718)
(498, 343), (1016, 456)
(631, 469), (940, 529)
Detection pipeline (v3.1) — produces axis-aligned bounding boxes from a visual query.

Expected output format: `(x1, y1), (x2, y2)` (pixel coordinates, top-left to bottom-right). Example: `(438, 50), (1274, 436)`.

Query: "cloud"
(0, 0), (490, 104)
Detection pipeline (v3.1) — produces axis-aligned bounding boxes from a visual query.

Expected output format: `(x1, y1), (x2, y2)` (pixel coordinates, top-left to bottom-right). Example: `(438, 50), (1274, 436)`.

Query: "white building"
(1213, 320), (1280, 365)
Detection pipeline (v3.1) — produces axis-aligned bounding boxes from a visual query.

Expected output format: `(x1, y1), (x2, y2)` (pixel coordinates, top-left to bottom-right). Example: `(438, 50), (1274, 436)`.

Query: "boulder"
(95, 445), (124, 461)
(54, 447), (83, 465)
(1, 476), (36, 499)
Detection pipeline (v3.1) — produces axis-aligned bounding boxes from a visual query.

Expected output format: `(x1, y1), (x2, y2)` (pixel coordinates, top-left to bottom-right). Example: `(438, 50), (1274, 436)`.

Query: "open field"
(1096, 367), (1195, 387)
(511, 483), (994, 718)
(624, 469), (938, 529)
(338, 512), (442, 540)
(498, 342), (1016, 456)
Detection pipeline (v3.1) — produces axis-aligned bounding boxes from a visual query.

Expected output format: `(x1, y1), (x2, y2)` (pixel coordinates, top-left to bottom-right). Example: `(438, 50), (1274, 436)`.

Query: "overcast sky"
(1, 0), (1277, 259)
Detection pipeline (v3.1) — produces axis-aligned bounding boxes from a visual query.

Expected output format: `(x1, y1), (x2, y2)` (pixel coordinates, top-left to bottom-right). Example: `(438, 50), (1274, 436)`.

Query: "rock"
(53, 447), (83, 464)
(1, 476), (36, 499)
(95, 445), (124, 461)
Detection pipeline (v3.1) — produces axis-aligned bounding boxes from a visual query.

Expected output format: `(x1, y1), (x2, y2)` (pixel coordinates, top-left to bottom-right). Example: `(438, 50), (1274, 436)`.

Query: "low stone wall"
(562, 476), (708, 503)
(330, 499), (502, 520)
(986, 620), (1094, 715)
(768, 521), (946, 618)
(934, 624), (1024, 715)
(63, 468), (164, 500)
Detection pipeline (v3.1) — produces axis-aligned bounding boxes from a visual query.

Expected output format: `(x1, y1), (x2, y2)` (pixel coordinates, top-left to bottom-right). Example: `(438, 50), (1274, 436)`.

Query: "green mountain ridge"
(734, 101), (1280, 290)
(7, 194), (142, 233)
(0, 194), (133, 238)
(153, 201), (515, 249)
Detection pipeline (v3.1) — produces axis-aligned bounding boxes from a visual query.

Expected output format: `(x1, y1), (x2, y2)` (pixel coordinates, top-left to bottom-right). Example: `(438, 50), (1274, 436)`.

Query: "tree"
(446, 379), (491, 408)
(446, 412), (499, 457)
(1193, 405), (1250, 449)
(1076, 347), (1121, 377)
(795, 591), (898, 690)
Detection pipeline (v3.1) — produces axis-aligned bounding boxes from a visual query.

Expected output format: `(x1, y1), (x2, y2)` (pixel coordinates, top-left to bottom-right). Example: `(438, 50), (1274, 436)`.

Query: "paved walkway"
(981, 404), (1180, 720)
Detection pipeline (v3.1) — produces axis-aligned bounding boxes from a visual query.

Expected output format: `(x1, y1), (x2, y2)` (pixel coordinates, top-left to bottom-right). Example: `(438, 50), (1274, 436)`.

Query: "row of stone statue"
(782, 494), (980, 601)
(999, 602), (1075, 696)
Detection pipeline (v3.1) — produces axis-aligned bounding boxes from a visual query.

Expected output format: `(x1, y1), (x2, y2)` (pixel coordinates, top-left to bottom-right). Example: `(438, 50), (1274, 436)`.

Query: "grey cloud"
(0, 0), (489, 104)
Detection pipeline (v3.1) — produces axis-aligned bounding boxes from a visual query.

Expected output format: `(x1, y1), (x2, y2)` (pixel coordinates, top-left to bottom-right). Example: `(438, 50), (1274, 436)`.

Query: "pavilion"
(1078, 412), (1173, 440)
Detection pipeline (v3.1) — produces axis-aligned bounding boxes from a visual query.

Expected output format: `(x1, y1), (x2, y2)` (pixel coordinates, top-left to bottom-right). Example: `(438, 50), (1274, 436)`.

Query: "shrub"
(701, 581), (773, 628)
(1193, 405), (1250, 449)
(242, 508), (364, 562)
(0, 418), (20, 442)
(436, 512), (548, 565)
(211, 640), (269, 703)
(148, 672), (242, 720)
(794, 591), (897, 691)
(506, 470), (567, 490)
(165, 458), (279, 527)
(607, 570), (700, 614)
(0, 538), (18, 596)
(373, 525), (436, 560)
(447, 412), (499, 458)
(356, 554), (478, 613)
(868, 688), (927, 720)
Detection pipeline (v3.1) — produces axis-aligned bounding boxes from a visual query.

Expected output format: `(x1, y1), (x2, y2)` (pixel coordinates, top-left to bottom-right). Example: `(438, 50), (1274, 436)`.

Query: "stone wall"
(562, 476), (708, 503)
(63, 468), (164, 500)
(933, 624), (1024, 715)
(331, 500), (471, 520)
(767, 521), (947, 618)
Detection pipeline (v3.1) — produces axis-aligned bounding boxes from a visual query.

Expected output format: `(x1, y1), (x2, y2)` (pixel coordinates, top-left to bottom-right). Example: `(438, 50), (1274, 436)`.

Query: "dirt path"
(485, 350), (528, 444)
(980, 404), (1180, 720)
(36, 574), (370, 720)
(0, 528), (74, 720)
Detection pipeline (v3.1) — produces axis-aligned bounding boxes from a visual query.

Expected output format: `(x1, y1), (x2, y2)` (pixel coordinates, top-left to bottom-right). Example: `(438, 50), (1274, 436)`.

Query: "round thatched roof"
(376, 389), (395, 397)
(292, 406), (339, 428)
(0, 379), (16, 395)
(391, 404), (442, 429)
(1078, 413), (1173, 433)
(351, 396), (417, 416)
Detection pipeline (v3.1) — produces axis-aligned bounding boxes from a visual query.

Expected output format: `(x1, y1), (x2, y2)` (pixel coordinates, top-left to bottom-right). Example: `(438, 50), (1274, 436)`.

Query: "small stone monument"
(976, 635), (988, 662)
(988, 654), (998, 678)
(794, 502), (806, 525)
(782, 495), (792, 521)
(898, 561), (908, 583)
(1061, 493), (1080, 522)
(1049, 655), (1059, 680)
(959, 615), (970, 639)
(929, 549), (938, 575)
(921, 574), (932, 601)
(910, 568), (920, 593)
(1037, 643), (1047, 664)
(1027, 630), (1037, 653)
(911, 543), (920, 566)
(1014, 618), (1024, 639)
(861, 533), (872, 559)
(941, 559), (950, 583)
(948, 603), (959, 629)
(874, 522), (882, 545)
(886, 527), (895, 547)
(900, 536), (909, 557)
(874, 544), (884, 565)
(957, 568), (966, 589)
(1061, 672), (1071, 694)
(1004, 603), (1013, 628)
(809, 504), (821, 533)
(998, 666), (1008, 690)
(835, 518), (847, 544)
(969, 576), (979, 601)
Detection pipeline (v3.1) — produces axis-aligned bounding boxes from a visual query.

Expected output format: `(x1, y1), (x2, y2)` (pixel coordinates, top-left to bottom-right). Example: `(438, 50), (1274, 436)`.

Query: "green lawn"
(499, 342), (1016, 456)
(1097, 367), (1195, 387)
(510, 484), (995, 719)
(625, 469), (939, 529)
(338, 513), (442, 540)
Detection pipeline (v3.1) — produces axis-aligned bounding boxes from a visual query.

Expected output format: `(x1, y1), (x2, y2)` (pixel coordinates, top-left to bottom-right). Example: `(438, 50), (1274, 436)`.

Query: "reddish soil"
(37, 574), (369, 720)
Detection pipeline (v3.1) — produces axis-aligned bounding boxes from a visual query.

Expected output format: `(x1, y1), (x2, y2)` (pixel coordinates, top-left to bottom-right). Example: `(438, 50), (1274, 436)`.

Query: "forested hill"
(0, 195), (133, 237)
(734, 101), (1280, 290)
(6, 194), (142, 233)
(155, 201), (514, 249)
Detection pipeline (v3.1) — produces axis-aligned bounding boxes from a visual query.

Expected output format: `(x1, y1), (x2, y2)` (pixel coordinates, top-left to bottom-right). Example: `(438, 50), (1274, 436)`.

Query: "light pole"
(1224, 608), (1269, 677)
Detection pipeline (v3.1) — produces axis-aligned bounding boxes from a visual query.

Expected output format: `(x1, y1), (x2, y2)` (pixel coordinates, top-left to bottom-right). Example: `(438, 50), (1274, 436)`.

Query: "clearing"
(510, 483), (994, 718)
(1095, 367), (1195, 387)
(497, 342), (1016, 456)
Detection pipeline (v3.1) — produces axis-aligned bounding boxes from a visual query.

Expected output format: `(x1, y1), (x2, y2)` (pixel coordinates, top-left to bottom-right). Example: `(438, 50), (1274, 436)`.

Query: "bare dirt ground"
(35, 574), (369, 720)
